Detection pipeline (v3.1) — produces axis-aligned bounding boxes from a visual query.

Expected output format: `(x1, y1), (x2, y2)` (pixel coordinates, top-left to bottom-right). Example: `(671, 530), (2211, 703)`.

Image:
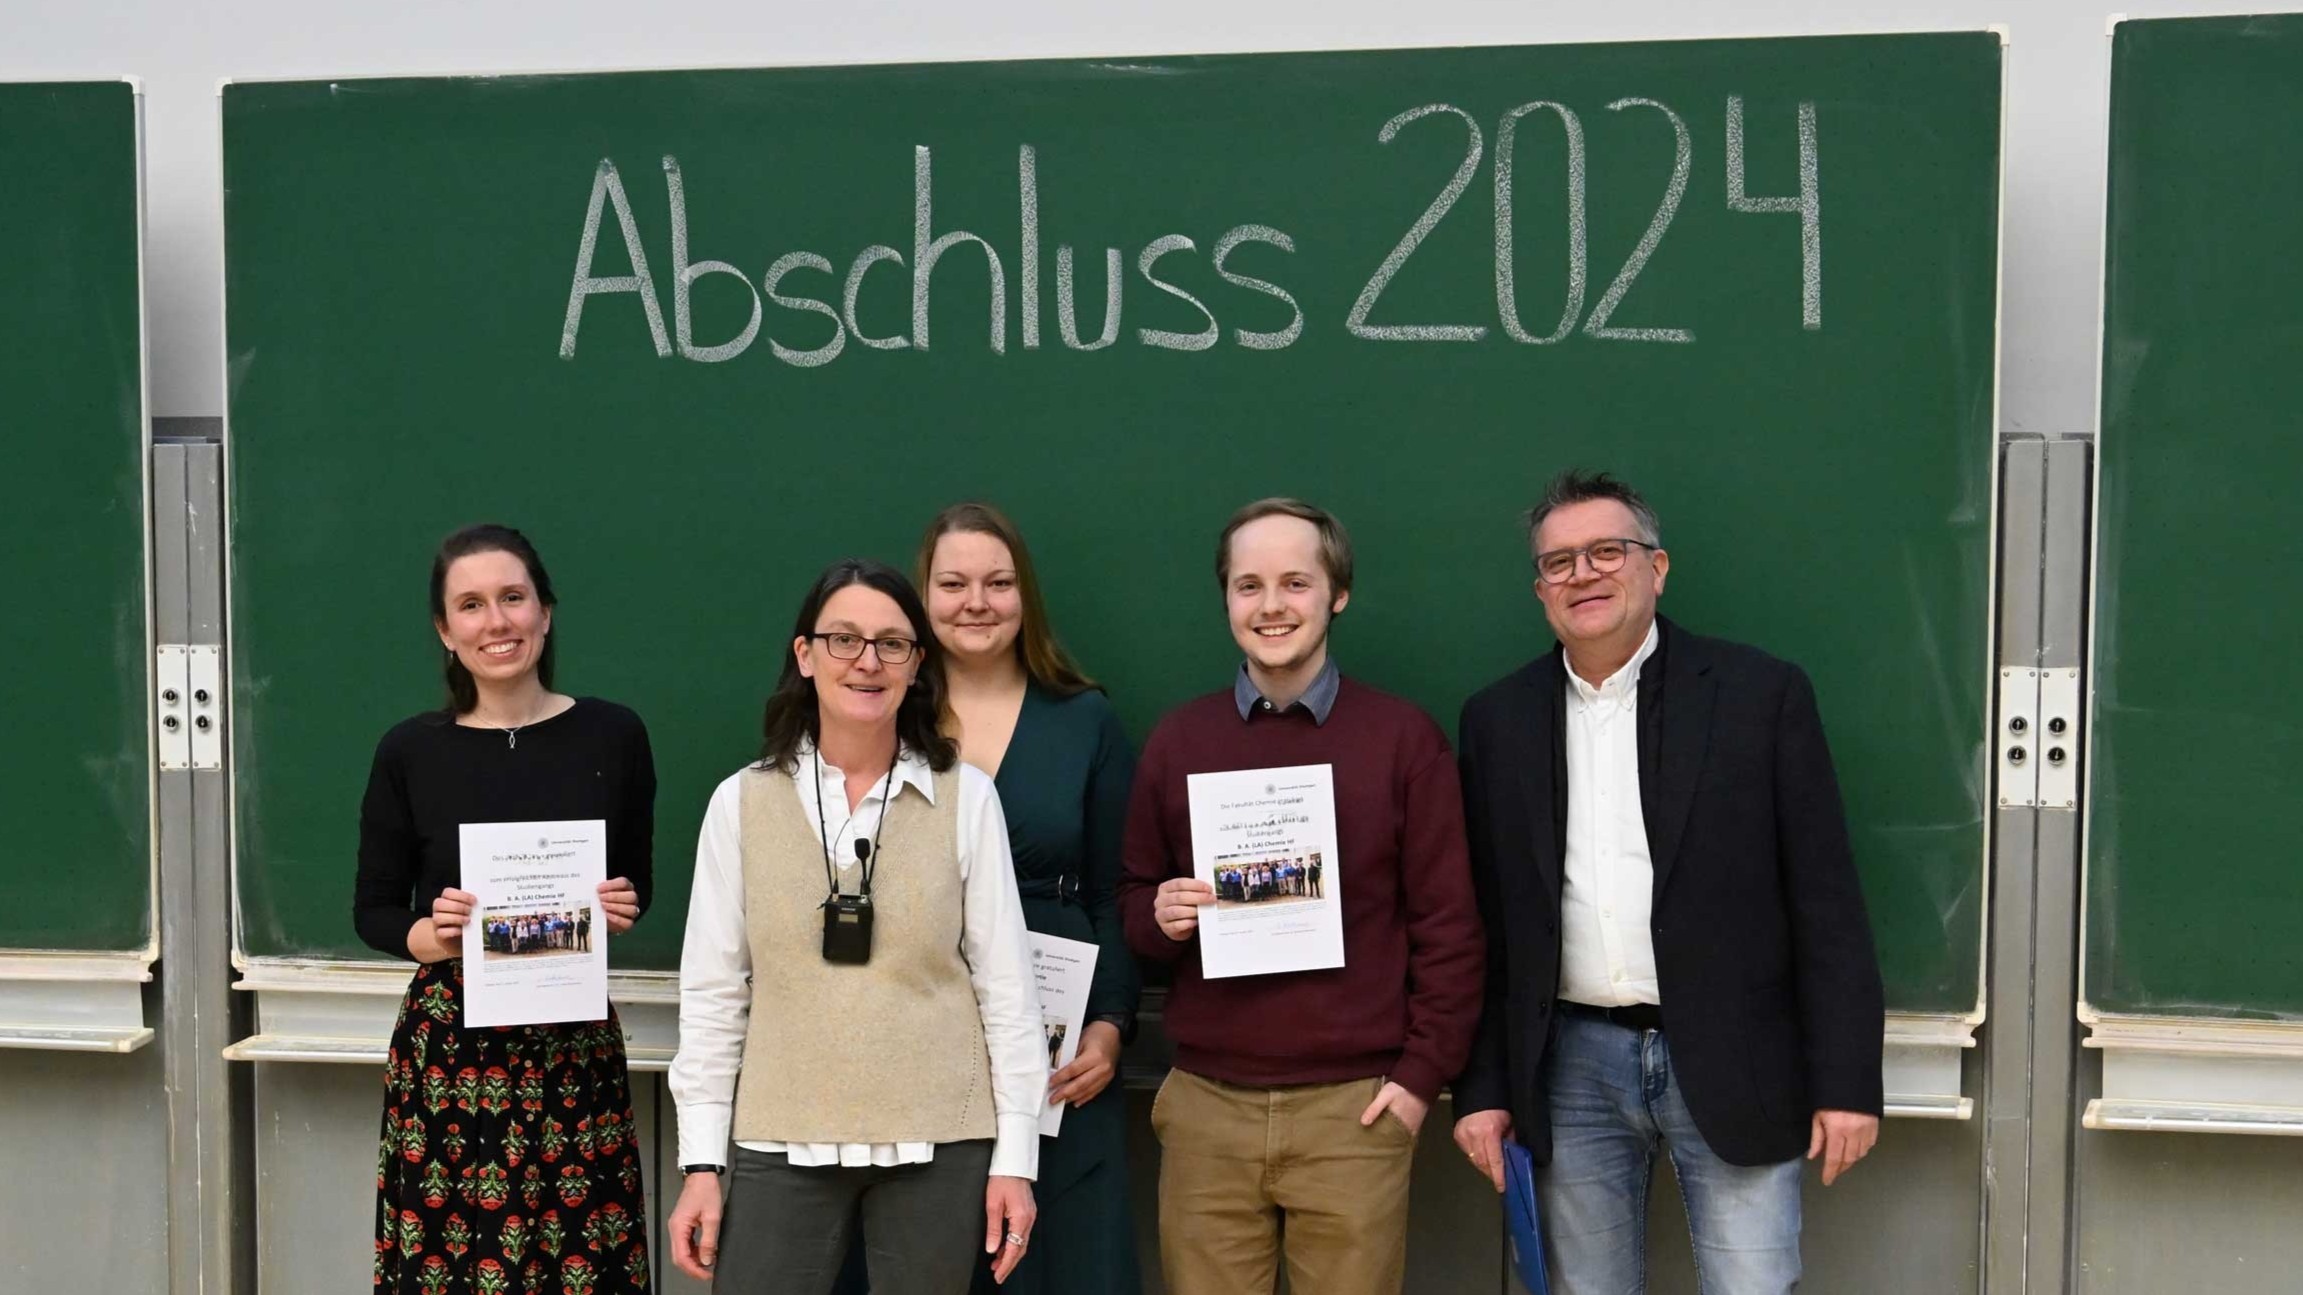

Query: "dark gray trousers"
(714, 1141), (993, 1295)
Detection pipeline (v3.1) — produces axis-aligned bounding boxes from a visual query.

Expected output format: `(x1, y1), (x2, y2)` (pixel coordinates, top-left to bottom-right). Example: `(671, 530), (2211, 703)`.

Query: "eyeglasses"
(1533, 538), (1659, 585)
(808, 632), (919, 665)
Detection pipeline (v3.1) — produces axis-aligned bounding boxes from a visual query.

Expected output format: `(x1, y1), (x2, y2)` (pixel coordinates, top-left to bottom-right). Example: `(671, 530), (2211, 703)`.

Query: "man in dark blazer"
(1450, 470), (1883, 1294)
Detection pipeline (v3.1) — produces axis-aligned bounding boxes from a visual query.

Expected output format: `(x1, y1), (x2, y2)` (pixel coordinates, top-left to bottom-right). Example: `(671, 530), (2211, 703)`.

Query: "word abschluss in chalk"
(558, 97), (1820, 365)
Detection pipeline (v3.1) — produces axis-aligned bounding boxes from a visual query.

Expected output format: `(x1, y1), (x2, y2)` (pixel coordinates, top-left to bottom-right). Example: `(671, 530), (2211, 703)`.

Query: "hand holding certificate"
(459, 819), (609, 1027)
(1029, 933), (1099, 1136)
(1185, 763), (1344, 978)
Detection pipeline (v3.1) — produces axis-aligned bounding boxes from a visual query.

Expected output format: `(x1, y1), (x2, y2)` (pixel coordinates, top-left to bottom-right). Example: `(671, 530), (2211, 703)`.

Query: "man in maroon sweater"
(1118, 498), (1486, 1295)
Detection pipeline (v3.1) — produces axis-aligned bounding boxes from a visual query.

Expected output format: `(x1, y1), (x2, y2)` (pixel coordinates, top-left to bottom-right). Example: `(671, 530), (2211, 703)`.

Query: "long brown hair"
(430, 523), (558, 715)
(916, 502), (1097, 697)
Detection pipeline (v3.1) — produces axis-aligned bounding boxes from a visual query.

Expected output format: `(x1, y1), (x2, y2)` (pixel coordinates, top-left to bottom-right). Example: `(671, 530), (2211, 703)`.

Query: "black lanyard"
(813, 749), (895, 898)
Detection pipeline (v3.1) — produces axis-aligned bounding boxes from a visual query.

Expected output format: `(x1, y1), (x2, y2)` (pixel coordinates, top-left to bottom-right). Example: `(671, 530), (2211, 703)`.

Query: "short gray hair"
(1524, 469), (1662, 550)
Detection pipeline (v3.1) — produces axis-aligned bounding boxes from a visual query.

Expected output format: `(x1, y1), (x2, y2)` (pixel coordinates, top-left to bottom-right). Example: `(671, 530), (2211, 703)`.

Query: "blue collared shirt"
(1232, 657), (1341, 726)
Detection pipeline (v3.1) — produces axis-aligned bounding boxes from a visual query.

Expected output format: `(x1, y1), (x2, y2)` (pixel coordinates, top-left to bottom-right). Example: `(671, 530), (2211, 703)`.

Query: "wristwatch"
(681, 1163), (725, 1177)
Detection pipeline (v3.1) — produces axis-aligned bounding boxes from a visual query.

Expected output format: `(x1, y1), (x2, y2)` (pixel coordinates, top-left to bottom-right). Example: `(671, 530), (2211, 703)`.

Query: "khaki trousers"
(1150, 1068), (1418, 1295)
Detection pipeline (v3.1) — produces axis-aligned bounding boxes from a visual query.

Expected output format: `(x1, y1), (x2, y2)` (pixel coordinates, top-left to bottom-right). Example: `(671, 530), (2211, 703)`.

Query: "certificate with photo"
(1185, 763), (1343, 979)
(1029, 933), (1098, 1137)
(459, 819), (609, 1028)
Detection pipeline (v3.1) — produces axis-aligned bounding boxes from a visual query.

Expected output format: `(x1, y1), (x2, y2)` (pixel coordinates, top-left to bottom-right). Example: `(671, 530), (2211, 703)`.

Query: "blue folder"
(1502, 1140), (1551, 1295)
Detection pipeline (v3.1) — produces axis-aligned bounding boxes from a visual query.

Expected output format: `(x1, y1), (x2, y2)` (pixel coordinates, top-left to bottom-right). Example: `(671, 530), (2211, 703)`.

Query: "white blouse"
(667, 747), (1044, 1179)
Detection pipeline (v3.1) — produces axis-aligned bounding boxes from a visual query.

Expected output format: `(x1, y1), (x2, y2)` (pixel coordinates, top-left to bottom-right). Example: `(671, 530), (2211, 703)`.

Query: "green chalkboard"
(0, 81), (150, 952)
(2090, 15), (2303, 1019)
(225, 34), (2001, 1001)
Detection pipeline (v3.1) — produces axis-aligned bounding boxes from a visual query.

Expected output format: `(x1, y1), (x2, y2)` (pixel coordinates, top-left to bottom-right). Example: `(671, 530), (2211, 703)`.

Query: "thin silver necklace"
(473, 699), (551, 749)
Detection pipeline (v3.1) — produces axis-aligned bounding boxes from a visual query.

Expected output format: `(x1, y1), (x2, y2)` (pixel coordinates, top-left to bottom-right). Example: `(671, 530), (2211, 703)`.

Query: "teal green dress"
(834, 684), (1142, 1294)
(974, 683), (1141, 1295)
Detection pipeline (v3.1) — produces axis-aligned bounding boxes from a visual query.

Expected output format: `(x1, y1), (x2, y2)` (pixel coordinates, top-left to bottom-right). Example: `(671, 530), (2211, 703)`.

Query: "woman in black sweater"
(355, 523), (656, 1295)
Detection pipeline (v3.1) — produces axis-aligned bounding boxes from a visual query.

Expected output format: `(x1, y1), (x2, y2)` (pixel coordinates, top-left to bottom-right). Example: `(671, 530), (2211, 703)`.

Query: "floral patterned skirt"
(375, 959), (651, 1293)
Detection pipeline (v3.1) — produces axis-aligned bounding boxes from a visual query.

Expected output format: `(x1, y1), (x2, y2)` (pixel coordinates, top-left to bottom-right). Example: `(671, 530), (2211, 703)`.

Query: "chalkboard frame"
(216, 32), (2006, 1081)
(0, 77), (157, 1052)
(0, 77), (156, 958)
(2081, 13), (2303, 1031)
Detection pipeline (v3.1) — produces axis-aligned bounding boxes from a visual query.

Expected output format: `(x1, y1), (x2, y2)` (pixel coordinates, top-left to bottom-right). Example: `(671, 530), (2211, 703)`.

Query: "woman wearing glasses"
(666, 558), (1045, 1294)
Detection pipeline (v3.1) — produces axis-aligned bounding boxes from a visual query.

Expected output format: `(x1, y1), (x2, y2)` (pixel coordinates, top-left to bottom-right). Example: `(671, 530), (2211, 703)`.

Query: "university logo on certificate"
(1184, 764), (1343, 978)
(459, 819), (609, 1028)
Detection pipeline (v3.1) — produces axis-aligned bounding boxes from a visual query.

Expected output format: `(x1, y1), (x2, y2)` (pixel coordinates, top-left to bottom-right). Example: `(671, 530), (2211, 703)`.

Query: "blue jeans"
(1538, 1013), (1803, 1295)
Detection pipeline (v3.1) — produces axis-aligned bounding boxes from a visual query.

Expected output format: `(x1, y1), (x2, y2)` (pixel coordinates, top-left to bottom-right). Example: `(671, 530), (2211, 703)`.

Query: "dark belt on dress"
(1558, 999), (1665, 1033)
(1015, 874), (1081, 905)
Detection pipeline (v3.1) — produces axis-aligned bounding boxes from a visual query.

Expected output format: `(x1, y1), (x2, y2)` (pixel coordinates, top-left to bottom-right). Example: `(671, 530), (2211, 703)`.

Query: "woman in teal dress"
(922, 501), (1142, 1294)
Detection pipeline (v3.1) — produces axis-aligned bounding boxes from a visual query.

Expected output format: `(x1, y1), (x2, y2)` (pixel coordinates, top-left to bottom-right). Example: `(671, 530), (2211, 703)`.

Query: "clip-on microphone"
(821, 836), (877, 964)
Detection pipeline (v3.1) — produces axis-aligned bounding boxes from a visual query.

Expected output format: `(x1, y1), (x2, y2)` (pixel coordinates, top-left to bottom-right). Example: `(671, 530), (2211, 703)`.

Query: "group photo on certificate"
(1211, 851), (1326, 908)
(474, 905), (595, 958)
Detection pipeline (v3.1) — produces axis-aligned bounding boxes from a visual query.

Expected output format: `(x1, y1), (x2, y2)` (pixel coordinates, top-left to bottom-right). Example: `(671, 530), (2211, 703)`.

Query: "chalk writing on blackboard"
(559, 96), (1821, 364)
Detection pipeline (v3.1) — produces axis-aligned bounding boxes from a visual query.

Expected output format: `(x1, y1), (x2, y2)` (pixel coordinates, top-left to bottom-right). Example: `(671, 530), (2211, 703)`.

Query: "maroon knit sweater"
(1118, 677), (1485, 1103)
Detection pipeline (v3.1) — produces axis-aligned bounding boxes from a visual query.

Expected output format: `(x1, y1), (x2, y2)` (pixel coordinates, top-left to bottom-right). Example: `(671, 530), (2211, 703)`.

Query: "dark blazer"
(1452, 617), (1884, 1167)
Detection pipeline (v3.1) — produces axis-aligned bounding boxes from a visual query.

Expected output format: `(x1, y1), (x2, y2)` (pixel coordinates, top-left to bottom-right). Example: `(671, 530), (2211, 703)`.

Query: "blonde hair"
(1215, 497), (1355, 595)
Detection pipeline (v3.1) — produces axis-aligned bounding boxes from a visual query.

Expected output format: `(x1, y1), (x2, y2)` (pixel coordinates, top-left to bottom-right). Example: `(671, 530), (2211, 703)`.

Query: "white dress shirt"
(1558, 621), (1663, 1008)
(668, 747), (1044, 1179)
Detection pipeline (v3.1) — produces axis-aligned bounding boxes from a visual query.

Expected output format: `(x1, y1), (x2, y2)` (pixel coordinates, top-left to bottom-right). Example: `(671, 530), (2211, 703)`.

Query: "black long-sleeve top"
(354, 698), (656, 960)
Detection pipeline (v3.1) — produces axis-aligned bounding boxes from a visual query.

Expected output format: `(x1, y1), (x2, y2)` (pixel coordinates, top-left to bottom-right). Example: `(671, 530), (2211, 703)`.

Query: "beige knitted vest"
(731, 763), (995, 1146)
